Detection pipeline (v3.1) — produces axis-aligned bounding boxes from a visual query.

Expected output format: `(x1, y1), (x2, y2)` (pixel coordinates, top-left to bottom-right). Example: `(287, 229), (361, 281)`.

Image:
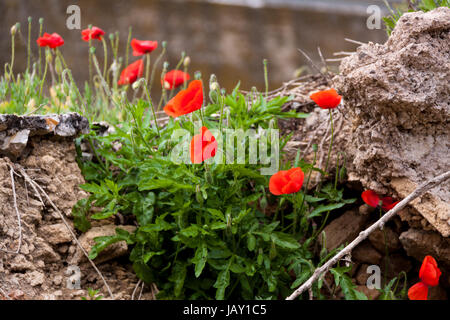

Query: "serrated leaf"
(308, 203), (346, 219)
(270, 232), (300, 249)
(192, 244), (208, 278)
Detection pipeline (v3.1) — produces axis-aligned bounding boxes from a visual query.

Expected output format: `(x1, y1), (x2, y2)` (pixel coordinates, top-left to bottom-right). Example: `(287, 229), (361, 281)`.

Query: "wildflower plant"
(1, 17), (396, 301)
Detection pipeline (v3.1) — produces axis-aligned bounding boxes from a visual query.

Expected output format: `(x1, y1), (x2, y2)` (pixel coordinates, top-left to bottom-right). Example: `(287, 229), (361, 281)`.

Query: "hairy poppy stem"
(149, 43), (166, 94)
(101, 37), (108, 80)
(324, 109), (334, 174)
(125, 26), (132, 68)
(143, 80), (160, 136)
(38, 18), (43, 77)
(168, 52), (186, 100)
(10, 33), (15, 81)
(145, 54), (151, 91)
(39, 52), (48, 99)
(263, 59), (269, 97)
(27, 17), (31, 73)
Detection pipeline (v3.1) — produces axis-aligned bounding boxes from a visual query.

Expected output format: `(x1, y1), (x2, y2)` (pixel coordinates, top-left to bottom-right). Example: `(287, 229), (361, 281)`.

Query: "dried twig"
(0, 165), (23, 255)
(131, 279), (142, 300)
(287, 170), (450, 300)
(138, 281), (144, 300)
(344, 38), (366, 46)
(17, 166), (115, 300)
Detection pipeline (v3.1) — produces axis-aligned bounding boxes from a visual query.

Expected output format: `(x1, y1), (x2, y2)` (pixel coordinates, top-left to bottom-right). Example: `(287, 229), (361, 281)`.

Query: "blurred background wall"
(0, 0), (405, 91)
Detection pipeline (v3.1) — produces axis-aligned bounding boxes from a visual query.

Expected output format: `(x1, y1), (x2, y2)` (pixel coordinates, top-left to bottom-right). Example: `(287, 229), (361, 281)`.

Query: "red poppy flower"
(36, 33), (64, 49)
(81, 26), (105, 41)
(131, 39), (158, 56)
(310, 88), (342, 109)
(162, 70), (190, 90)
(118, 59), (144, 86)
(361, 190), (400, 211)
(269, 168), (305, 196)
(408, 256), (441, 300)
(163, 80), (203, 118)
(408, 282), (429, 300)
(190, 126), (218, 164)
(419, 256), (441, 287)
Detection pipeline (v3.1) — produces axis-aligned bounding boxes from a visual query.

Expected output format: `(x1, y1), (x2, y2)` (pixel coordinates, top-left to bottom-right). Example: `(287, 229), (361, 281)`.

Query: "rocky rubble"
(312, 8), (449, 274)
(0, 114), (142, 300)
(333, 7), (450, 238)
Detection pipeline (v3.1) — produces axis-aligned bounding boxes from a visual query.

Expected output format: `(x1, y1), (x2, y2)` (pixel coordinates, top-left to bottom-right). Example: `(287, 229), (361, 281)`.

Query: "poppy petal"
(361, 190), (380, 208)
(310, 88), (342, 109)
(408, 282), (429, 300)
(419, 256), (441, 287)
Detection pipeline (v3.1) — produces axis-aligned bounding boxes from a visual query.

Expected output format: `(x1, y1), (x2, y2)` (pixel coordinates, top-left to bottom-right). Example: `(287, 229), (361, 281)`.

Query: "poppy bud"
(132, 78), (146, 91)
(90, 47), (96, 54)
(109, 33), (114, 41)
(210, 82), (219, 92)
(194, 71), (202, 80)
(162, 41), (167, 49)
(163, 61), (169, 71)
(39, 18), (44, 25)
(312, 144), (318, 152)
(183, 56), (191, 67)
(45, 50), (53, 64)
(226, 213), (232, 229)
(55, 56), (63, 75)
(28, 17), (32, 23)
(10, 25), (17, 36)
(195, 185), (203, 204)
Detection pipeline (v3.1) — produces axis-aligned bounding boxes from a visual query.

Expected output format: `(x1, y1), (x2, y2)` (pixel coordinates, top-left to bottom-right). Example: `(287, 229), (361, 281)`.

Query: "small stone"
(355, 264), (371, 286)
(70, 225), (136, 264)
(358, 204), (375, 216)
(352, 240), (382, 265)
(0, 129), (30, 157)
(368, 227), (401, 253)
(319, 210), (369, 252)
(9, 255), (35, 272)
(399, 229), (450, 266)
(28, 270), (45, 287)
(53, 275), (63, 286)
(38, 223), (73, 245)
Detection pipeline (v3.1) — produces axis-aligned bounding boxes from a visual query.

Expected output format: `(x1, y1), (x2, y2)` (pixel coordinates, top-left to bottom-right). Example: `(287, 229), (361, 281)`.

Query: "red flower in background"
(131, 39), (158, 56)
(81, 26), (105, 41)
(118, 59), (144, 86)
(310, 88), (342, 109)
(163, 80), (203, 118)
(269, 168), (304, 196)
(361, 190), (399, 211)
(162, 70), (190, 90)
(408, 256), (441, 300)
(190, 126), (218, 164)
(37, 33), (64, 49)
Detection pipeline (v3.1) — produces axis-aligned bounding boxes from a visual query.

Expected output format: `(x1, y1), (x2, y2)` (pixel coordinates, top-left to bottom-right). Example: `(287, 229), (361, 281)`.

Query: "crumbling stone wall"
(0, 114), (141, 300)
(334, 7), (450, 239)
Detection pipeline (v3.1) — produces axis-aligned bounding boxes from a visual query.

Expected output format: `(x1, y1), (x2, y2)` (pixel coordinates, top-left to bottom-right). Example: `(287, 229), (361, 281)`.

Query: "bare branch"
(344, 38), (366, 46)
(287, 170), (450, 300)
